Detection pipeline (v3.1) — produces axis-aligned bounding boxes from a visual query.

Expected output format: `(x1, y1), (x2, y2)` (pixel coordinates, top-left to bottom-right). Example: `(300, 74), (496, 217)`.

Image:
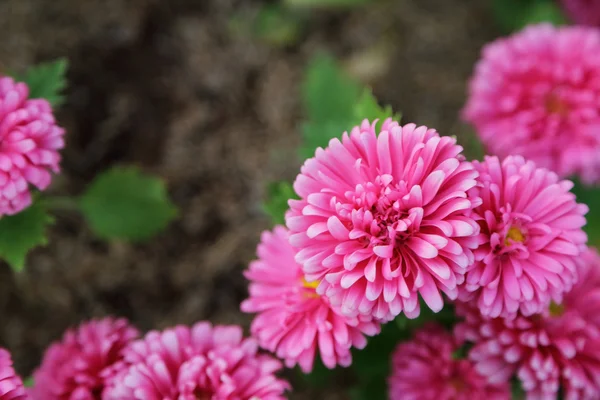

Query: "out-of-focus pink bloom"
(0, 348), (27, 400)
(0, 77), (65, 215)
(241, 226), (380, 373)
(287, 119), (480, 322)
(456, 248), (600, 399)
(463, 24), (600, 184)
(102, 322), (290, 400)
(461, 155), (588, 318)
(31, 317), (138, 400)
(561, 0), (600, 26)
(388, 323), (510, 400)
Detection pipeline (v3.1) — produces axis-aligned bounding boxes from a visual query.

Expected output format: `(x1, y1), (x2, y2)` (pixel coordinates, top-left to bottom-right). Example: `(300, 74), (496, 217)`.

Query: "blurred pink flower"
(561, 0), (600, 26)
(0, 77), (65, 215)
(388, 323), (510, 400)
(241, 226), (380, 373)
(461, 155), (588, 318)
(103, 322), (290, 400)
(463, 24), (600, 184)
(0, 348), (27, 400)
(31, 317), (138, 400)
(456, 248), (600, 399)
(287, 119), (480, 322)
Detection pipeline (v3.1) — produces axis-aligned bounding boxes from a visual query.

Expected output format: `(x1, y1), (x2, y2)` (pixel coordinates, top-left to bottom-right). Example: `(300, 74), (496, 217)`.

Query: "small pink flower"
(31, 317), (138, 400)
(0, 348), (27, 400)
(287, 119), (480, 322)
(456, 248), (600, 399)
(560, 0), (600, 26)
(388, 323), (510, 400)
(102, 322), (290, 400)
(241, 226), (380, 373)
(0, 77), (65, 215)
(463, 24), (600, 184)
(461, 155), (588, 318)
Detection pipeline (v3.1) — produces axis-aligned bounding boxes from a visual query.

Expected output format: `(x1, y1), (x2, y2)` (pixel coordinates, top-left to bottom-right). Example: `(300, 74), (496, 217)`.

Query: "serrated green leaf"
(18, 58), (68, 107)
(263, 181), (298, 225)
(571, 180), (600, 247)
(79, 167), (178, 241)
(352, 88), (400, 128)
(0, 200), (53, 271)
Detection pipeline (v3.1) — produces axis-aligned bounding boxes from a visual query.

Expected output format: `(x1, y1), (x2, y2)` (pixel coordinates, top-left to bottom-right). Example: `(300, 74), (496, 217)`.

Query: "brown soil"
(0, 0), (498, 398)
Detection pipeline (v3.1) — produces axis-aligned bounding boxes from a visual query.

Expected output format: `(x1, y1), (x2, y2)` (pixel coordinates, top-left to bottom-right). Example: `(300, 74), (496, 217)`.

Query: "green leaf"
(511, 378), (526, 399)
(300, 119), (355, 160)
(263, 181), (298, 225)
(491, 0), (566, 32)
(254, 5), (304, 47)
(0, 200), (53, 271)
(79, 167), (178, 241)
(285, 0), (371, 8)
(23, 377), (34, 388)
(297, 356), (338, 388)
(352, 88), (400, 128)
(571, 180), (600, 247)
(18, 58), (69, 107)
(523, 1), (567, 26)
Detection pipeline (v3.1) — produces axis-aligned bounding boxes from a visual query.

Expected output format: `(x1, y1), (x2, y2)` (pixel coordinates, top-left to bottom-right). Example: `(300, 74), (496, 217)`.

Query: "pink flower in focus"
(456, 249), (600, 399)
(0, 348), (27, 400)
(463, 24), (600, 184)
(31, 317), (138, 400)
(561, 0), (600, 26)
(388, 324), (510, 400)
(461, 155), (588, 318)
(287, 119), (480, 322)
(102, 322), (290, 400)
(241, 226), (380, 373)
(0, 77), (65, 215)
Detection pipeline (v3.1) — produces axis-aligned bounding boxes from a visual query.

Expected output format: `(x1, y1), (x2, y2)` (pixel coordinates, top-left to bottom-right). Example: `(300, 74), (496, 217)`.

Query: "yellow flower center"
(505, 226), (525, 246)
(301, 278), (320, 299)
(302, 278), (320, 290)
(549, 301), (565, 317)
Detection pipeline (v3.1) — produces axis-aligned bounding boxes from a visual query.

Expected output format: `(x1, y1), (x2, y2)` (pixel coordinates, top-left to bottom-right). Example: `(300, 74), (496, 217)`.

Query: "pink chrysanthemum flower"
(241, 226), (380, 373)
(456, 248), (600, 399)
(463, 24), (600, 184)
(102, 322), (290, 400)
(286, 119), (481, 322)
(388, 323), (510, 400)
(0, 77), (65, 215)
(461, 155), (587, 319)
(31, 317), (138, 400)
(561, 0), (600, 26)
(0, 348), (27, 400)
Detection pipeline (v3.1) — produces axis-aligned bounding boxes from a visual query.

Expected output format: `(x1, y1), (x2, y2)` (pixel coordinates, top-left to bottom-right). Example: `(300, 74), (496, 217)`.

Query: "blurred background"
(0, 0), (501, 398)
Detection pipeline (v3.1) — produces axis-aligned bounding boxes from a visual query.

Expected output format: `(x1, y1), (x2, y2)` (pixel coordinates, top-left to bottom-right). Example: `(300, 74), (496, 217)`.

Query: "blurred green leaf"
(285, 0), (371, 8)
(348, 377), (387, 400)
(254, 4), (304, 46)
(17, 58), (68, 107)
(571, 180), (600, 247)
(491, 0), (566, 32)
(524, 1), (567, 26)
(79, 167), (178, 241)
(263, 181), (298, 225)
(23, 377), (34, 388)
(395, 298), (457, 331)
(352, 88), (401, 128)
(297, 356), (338, 388)
(0, 200), (53, 271)
(512, 378), (526, 399)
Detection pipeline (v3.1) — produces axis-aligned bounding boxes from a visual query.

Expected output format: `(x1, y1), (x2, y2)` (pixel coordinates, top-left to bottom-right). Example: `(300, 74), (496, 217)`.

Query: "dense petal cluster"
(287, 119), (480, 322)
(561, 0), (600, 26)
(463, 24), (600, 184)
(103, 322), (289, 399)
(241, 226), (380, 373)
(461, 155), (588, 318)
(456, 248), (600, 399)
(31, 317), (138, 400)
(388, 324), (510, 400)
(0, 348), (27, 400)
(0, 77), (65, 215)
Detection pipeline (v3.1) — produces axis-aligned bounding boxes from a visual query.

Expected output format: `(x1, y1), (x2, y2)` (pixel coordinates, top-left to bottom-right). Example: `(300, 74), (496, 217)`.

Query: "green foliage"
(491, 0), (566, 32)
(571, 180), (600, 247)
(263, 181), (298, 225)
(285, 0), (371, 8)
(352, 88), (401, 128)
(512, 378), (526, 399)
(395, 299), (457, 331)
(254, 4), (304, 47)
(79, 167), (178, 242)
(16, 58), (69, 107)
(23, 377), (34, 388)
(297, 356), (338, 388)
(0, 200), (53, 271)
